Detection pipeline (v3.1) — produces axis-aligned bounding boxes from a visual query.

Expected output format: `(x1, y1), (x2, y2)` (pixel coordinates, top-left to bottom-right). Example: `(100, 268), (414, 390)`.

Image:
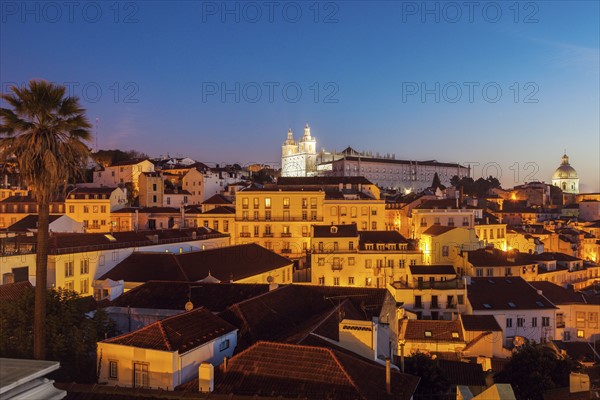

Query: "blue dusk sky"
(1, 1), (598, 191)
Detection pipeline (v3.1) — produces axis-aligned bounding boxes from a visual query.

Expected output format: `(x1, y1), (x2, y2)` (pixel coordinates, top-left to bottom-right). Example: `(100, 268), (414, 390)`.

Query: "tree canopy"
(402, 352), (450, 399)
(495, 341), (579, 400)
(0, 287), (116, 383)
(450, 175), (501, 197)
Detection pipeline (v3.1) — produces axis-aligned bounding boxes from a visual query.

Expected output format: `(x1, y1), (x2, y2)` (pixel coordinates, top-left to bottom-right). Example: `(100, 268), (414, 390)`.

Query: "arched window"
(562, 182), (567, 190)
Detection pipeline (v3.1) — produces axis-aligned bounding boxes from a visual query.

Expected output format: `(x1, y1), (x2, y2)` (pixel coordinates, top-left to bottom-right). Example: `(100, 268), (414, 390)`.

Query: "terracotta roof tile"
(0, 281), (33, 301)
(313, 223), (358, 238)
(460, 315), (502, 332)
(402, 320), (464, 342)
(103, 307), (236, 353)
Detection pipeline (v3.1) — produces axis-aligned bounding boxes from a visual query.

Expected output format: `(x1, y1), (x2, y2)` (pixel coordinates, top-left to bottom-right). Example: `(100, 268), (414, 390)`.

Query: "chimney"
(385, 358), (391, 395)
(223, 356), (228, 371)
(198, 363), (214, 393)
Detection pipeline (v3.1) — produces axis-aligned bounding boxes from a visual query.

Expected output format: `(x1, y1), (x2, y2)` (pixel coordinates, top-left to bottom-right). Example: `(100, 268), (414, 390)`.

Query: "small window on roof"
(483, 303), (492, 309)
(104, 234), (117, 242)
(451, 331), (459, 338)
(536, 301), (545, 307)
(508, 302), (516, 308)
(331, 226), (338, 234)
(424, 331), (432, 337)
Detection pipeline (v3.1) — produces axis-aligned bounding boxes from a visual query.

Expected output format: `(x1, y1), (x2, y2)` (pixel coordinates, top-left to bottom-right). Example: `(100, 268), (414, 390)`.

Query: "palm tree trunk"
(33, 199), (49, 360)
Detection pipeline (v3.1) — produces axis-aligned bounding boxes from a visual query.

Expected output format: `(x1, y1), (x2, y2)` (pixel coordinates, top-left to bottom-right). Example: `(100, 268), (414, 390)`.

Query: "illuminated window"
(577, 330), (584, 338)
(109, 361), (118, 379)
(265, 198), (271, 208)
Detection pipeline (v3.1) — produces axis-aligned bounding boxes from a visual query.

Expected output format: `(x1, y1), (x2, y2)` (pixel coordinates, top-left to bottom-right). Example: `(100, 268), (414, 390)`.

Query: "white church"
(281, 124), (470, 192)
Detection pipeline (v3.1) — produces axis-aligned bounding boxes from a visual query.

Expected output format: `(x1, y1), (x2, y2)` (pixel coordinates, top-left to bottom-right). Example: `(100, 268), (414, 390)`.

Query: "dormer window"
(424, 331), (432, 337)
(508, 302), (516, 308)
(330, 226), (338, 234)
(451, 332), (459, 339)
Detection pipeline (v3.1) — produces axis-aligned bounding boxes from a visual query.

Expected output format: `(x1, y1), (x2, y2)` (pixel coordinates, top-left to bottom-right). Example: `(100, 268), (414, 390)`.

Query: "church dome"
(552, 154), (578, 179)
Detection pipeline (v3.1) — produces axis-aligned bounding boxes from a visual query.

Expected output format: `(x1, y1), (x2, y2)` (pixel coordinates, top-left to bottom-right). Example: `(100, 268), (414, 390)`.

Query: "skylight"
(424, 331), (432, 337)
(483, 303), (492, 309)
(104, 234), (117, 242)
(451, 332), (459, 338)
(508, 302), (516, 308)
(536, 301), (545, 307)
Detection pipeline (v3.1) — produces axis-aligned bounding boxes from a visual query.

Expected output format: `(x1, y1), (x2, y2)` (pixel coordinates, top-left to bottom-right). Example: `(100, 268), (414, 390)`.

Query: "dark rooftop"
(103, 307), (236, 353)
(359, 230), (409, 245)
(109, 281), (271, 312)
(402, 320), (464, 342)
(529, 281), (587, 304)
(0, 281), (33, 302)
(202, 194), (233, 205)
(277, 176), (374, 186)
(313, 223), (358, 238)
(98, 243), (292, 283)
(409, 265), (456, 275)
(7, 214), (62, 231)
(460, 315), (502, 332)
(467, 277), (557, 311)
(181, 341), (420, 400)
(421, 225), (457, 236)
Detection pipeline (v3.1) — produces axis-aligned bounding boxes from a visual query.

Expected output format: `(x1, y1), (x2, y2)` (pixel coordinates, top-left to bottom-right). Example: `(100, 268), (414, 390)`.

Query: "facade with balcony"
(310, 224), (423, 288)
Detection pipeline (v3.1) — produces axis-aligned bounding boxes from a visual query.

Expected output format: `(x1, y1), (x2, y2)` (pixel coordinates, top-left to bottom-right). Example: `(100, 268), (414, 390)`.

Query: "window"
(167, 197), (171, 205)
(476, 269), (483, 277)
(387, 259), (394, 268)
(577, 330), (584, 338)
(365, 259), (372, 268)
(265, 198), (271, 208)
(65, 281), (74, 291)
(242, 198), (249, 208)
(462, 217), (469, 226)
(399, 260), (405, 268)
(223, 220), (229, 232)
(109, 361), (118, 379)
(371, 221), (377, 230)
(318, 258), (325, 266)
(69, 205), (75, 213)
(310, 198), (317, 208)
(409, 259), (416, 266)
(371, 208), (377, 216)
(532, 317), (537, 327)
(457, 295), (464, 305)
(133, 363), (149, 388)
(333, 277), (340, 286)
(80, 259), (89, 275)
(517, 318), (525, 327)
(219, 339), (230, 351)
(589, 312), (598, 328)
(349, 241), (354, 250)
(506, 318), (513, 328)
(318, 277), (325, 285)
(83, 205), (89, 213)
(542, 317), (550, 327)
(424, 330), (432, 337)
(331, 207), (338, 216)
(448, 217), (454, 226)
(311, 211), (317, 221)
(152, 195), (157, 203)
(434, 217), (440, 225)
(348, 257), (355, 266)
(265, 211), (272, 220)
(302, 211), (308, 221)
(348, 277), (355, 285)
(361, 221), (367, 230)
(487, 268), (494, 277)
(302, 198), (308, 208)
(576, 312), (586, 328)
(65, 261), (74, 277)
(442, 246), (449, 257)
(414, 295), (422, 308)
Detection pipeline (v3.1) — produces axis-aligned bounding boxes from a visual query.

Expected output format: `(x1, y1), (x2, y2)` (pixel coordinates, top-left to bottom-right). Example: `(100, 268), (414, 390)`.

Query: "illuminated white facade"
(281, 124), (317, 177)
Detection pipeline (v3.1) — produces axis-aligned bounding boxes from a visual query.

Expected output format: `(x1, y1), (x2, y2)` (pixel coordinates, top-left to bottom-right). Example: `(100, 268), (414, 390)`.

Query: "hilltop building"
(552, 153), (579, 194)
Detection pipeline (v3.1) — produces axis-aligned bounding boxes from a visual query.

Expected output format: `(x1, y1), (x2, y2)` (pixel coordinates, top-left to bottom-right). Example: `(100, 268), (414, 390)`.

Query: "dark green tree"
(495, 341), (579, 400)
(403, 352), (450, 399)
(0, 287), (116, 382)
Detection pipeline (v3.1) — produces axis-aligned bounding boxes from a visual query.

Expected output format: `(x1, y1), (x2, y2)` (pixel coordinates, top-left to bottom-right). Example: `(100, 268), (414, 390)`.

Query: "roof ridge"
(324, 347), (366, 399)
(171, 253), (190, 281)
(157, 318), (173, 351)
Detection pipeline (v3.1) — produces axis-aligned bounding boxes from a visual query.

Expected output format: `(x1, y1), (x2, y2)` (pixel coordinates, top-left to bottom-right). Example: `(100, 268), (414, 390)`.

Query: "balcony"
(331, 264), (343, 271)
(414, 303), (423, 309)
(430, 303), (439, 309)
(240, 232), (251, 237)
(236, 217), (323, 222)
(556, 322), (565, 329)
(446, 303), (456, 309)
(281, 233), (292, 237)
(281, 249), (292, 254)
(420, 222), (427, 227)
(263, 233), (274, 238)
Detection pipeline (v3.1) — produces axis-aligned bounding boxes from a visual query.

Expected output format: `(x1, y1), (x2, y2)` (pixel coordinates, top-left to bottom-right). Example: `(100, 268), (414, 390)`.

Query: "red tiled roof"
(219, 285), (389, 351)
(201, 341), (419, 400)
(202, 194), (232, 205)
(103, 307), (236, 353)
(467, 277), (557, 311)
(201, 206), (235, 215)
(0, 281), (33, 301)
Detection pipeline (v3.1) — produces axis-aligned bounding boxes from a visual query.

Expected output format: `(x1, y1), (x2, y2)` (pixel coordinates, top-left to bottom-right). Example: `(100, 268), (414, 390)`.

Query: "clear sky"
(1, 1), (598, 191)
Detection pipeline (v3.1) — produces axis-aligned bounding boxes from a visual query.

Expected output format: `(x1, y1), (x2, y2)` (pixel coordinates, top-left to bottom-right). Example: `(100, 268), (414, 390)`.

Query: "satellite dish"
(185, 301), (193, 311)
(266, 276), (274, 283)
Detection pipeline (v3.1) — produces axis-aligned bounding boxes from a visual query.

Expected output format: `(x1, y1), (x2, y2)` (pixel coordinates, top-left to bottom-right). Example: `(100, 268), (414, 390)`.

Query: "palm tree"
(0, 80), (91, 359)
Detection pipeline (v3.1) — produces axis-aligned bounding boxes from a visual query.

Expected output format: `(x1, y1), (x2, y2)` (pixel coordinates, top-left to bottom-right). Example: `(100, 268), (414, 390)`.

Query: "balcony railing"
(281, 233), (292, 237)
(236, 217), (323, 222)
(240, 232), (251, 237)
(556, 322), (565, 328)
(263, 233), (274, 237)
(430, 303), (439, 309)
(331, 265), (343, 271)
(281, 249), (292, 254)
